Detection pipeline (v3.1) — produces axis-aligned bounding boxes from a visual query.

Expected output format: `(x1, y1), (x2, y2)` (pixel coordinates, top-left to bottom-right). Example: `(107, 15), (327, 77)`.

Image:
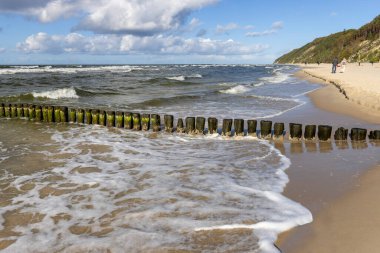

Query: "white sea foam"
(0, 65), (143, 75)
(32, 87), (79, 99)
(0, 126), (312, 252)
(166, 74), (202, 81)
(220, 85), (251, 94)
(259, 71), (290, 84)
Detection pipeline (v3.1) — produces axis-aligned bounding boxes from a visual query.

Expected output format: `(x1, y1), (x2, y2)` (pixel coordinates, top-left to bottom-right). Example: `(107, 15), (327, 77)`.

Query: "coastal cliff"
(275, 15), (380, 64)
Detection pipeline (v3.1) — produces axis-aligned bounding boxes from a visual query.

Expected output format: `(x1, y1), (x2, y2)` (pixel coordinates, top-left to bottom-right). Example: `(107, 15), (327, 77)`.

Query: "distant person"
(317, 61), (320, 65)
(332, 57), (338, 73)
(340, 58), (347, 73)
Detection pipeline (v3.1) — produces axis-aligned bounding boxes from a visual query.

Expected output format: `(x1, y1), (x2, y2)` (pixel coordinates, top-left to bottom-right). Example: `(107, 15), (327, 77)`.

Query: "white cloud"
(0, 0), (218, 35)
(246, 21), (284, 37)
(17, 32), (269, 56)
(216, 23), (239, 35)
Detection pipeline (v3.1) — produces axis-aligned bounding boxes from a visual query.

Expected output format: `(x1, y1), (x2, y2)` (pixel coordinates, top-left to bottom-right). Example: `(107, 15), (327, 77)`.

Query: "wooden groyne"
(1, 103), (380, 142)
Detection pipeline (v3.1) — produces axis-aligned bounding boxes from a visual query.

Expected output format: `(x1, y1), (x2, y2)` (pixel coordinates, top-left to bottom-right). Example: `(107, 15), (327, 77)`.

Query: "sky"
(0, 0), (378, 64)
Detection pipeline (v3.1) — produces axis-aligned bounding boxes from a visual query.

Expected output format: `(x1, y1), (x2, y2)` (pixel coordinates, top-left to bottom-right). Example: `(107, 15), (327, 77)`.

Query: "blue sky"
(0, 0), (378, 64)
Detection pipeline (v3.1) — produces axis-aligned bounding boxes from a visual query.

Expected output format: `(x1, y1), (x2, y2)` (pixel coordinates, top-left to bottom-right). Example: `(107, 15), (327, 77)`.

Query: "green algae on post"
(141, 113), (150, 131)
(23, 104), (29, 118)
(60, 106), (68, 123)
(4, 104), (10, 118)
(99, 110), (106, 126)
(107, 111), (115, 127)
(334, 127), (348, 140)
(77, 109), (84, 124)
(91, 109), (99, 125)
(289, 123), (302, 141)
(17, 104), (23, 118)
(132, 113), (141, 130)
(350, 128), (367, 141)
(28, 105), (36, 120)
(54, 106), (61, 123)
(124, 112), (133, 129)
(0, 103), (4, 117)
(116, 111), (124, 128)
(48, 106), (55, 123)
(85, 109), (92, 125)
(35, 105), (42, 122)
(151, 114), (161, 132)
(42, 106), (48, 122)
(69, 108), (76, 123)
(11, 104), (17, 118)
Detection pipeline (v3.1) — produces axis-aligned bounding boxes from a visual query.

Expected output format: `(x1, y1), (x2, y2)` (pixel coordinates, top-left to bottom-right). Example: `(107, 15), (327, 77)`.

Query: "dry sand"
(299, 63), (380, 120)
(276, 64), (380, 253)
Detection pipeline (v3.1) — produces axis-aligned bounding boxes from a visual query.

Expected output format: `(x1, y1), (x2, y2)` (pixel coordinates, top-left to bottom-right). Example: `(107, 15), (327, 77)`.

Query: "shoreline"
(276, 66), (380, 252)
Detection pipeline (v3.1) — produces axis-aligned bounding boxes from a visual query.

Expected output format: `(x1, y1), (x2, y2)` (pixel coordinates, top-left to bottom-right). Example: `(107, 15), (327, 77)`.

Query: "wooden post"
(186, 117), (196, 134)
(289, 123), (302, 140)
(85, 109), (92, 125)
(69, 108), (76, 123)
(177, 118), (185, 133)
(124, 112), (133, 129)
(11, 104), (17, 118)
(23, 104), (29, 118)
(35, 105), (42, 122)
(42, 106), (48, 122)
(28, 105), (36, 120)
(99, 110), (106, 126)
(54, 106), (61, 123)
(164, 115), (174, 133)
(17, 104), (24, 118)
(107, 111), (116, 127)
(92, 109), (100, 125)
(304, 125), (316, 140)
(234, 119), (244, 136)
(208, 117), (218, 134)
(196, 117), (206, 135)
(222, 119), (232, 136)
(318, 125), (332, 141)
(141, 114), (150, 131)
(369, 130), (380, 140)
(334, 127), (348, 140)
(247, 120), (257, 137)
(77, 109), (84, 124)
(273, 122), (285, 140)
(4, 104), (10, 118)
(0, 103), (4, 117)
(350, 128), (367, 141)
(47, 106), (55, 123)
(132, 113), (141, 130)
(260, 120), (272, 139)
(116, 111), (124, 128)
(151, 114), (161, 132)
(60, 106), (68, 123)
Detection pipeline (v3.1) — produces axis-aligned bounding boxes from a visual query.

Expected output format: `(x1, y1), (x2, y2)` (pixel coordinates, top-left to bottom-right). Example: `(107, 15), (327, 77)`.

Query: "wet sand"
(276, 69), (380, 252)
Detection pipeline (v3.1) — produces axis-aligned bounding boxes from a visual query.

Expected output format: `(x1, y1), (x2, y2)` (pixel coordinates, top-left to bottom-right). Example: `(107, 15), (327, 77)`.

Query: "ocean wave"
(220, 85), (251, 94)
(32, 87), (79, 99)
(259, 71), (290, 84)
(0, 65), (144, 75)
(165, 74), (202, 81)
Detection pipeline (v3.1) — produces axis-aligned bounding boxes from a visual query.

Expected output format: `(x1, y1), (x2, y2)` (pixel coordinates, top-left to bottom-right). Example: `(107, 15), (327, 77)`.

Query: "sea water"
(0, 65), (317, 252)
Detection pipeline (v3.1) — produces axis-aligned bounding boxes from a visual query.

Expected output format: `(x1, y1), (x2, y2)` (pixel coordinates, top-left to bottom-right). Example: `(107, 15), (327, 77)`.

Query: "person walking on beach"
(332, 57), (338, 73)
(340, 58), (347, 73)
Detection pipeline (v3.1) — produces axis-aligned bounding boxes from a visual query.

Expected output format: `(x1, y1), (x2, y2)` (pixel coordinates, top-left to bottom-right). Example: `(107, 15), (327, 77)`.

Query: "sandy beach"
(277, 64), (380, 252)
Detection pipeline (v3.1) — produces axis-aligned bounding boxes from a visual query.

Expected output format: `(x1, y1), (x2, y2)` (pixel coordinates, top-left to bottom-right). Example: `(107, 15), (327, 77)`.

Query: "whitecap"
(32, 87), (79, 99)
(220, 85), (251, 94)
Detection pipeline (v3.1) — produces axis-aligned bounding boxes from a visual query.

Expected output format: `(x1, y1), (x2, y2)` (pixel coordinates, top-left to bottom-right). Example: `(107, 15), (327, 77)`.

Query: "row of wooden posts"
(1, 103), (379, 141)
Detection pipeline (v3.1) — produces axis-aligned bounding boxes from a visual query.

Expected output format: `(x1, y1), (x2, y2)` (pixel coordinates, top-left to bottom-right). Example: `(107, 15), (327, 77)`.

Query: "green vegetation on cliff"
(275, 15), (380, 64)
